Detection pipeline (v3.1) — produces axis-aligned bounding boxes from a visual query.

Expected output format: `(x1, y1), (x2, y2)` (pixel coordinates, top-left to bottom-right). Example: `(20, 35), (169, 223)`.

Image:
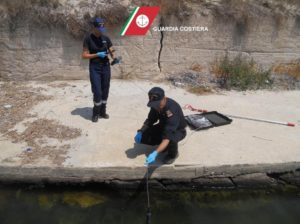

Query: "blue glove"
(134, 131), (142, 144)
(146, 150), (158, 165)
(96, 51), (107, 58)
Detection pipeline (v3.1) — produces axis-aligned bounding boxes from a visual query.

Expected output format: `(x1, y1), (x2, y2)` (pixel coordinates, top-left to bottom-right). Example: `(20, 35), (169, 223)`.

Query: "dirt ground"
(0, 80), (299, 171)
(0, 82), (81, 165)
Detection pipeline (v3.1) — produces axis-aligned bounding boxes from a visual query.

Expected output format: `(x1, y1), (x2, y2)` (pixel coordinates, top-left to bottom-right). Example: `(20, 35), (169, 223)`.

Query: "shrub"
(212, 54), (272, 90)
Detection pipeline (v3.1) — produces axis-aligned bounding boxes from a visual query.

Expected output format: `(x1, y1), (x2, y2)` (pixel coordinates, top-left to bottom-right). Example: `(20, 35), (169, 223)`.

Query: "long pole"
(225, 114), (295, 127)
(184, 104), (296, 127)
(146, 165), (151, 224)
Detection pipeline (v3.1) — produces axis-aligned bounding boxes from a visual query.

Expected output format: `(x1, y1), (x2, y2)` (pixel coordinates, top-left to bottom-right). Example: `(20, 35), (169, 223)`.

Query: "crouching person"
(134, 87), (187, 165)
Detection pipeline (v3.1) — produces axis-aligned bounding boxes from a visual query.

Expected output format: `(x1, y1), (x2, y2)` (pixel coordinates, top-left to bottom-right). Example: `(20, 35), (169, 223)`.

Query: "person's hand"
(96, 51), (107, 58)
(134, 131), (142, 144)
(146, 150), (158, 165)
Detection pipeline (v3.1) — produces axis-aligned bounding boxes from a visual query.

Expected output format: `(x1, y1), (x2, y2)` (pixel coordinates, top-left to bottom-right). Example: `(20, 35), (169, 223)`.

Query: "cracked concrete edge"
(0, 162), (299, 189)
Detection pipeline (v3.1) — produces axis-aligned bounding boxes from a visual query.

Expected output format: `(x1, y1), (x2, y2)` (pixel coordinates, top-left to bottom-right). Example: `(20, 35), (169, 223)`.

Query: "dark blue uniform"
(83, 33), (112, 111)
(139, 98), (187, 157)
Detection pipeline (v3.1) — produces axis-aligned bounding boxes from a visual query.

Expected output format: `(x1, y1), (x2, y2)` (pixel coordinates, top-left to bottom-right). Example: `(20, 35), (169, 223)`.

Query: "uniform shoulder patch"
(166, 110), (173, 118)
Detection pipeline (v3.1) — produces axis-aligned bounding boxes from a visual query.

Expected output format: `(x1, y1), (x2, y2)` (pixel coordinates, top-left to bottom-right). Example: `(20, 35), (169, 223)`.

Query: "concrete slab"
(0, 80), (300, 185)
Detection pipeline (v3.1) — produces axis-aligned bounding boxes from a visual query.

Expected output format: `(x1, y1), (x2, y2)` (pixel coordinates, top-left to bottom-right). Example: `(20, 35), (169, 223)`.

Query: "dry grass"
(95, 4), (129, 27)
(160, 0), (192, 22)
(8, 119), (81, 143)
(0, 82), (82, 165)
(190, 63), (204, 73)
(272, 60), (300, 78)
(7, 119), (81, 165)
(47, 82), (72, 88)
(187, 86), (213, 95)
(1, 0), (128, 39)
(211, 61), (224, 78)
(211, 0), (299, 20)
(0, 82), (52, 131)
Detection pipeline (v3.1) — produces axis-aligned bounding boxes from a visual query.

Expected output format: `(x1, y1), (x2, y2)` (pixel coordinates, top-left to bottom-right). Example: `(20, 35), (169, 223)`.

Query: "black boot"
(163, 152), (179, 164)
(92, 105), (101, 122)
(99, 104), (109, 119)
(163, 141), (179, 164)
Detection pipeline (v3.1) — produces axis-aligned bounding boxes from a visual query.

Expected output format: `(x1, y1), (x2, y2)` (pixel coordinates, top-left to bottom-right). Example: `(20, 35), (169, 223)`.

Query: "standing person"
(134, 87), (187, 165)
(82, 17), (116, 122)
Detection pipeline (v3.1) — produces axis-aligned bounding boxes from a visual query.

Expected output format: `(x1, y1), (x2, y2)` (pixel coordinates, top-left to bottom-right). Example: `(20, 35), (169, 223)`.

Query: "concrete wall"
(0, 0), (299, 80)
(1, 163), (300, 190)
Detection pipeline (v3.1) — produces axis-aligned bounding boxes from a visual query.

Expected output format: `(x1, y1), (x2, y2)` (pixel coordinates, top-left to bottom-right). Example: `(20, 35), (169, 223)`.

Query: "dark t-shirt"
(83, 33), (112, 63)
(142, 98), (187, 140)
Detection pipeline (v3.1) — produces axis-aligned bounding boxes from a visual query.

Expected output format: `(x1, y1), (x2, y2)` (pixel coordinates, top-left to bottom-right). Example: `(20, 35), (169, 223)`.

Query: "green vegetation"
(212, 54), (273, 90)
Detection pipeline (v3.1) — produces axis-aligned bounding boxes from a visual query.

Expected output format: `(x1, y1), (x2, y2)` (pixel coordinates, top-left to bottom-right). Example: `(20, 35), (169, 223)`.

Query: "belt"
(90, 59), (110, 66)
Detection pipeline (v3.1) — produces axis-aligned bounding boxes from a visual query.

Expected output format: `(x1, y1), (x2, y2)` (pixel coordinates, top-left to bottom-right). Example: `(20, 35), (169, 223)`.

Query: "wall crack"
(228, 177), (238, 188)
(157, 18), (164, 72)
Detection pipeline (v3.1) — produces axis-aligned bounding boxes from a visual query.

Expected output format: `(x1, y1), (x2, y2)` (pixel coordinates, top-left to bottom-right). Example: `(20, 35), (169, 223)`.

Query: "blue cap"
(92, 17), (106, 32)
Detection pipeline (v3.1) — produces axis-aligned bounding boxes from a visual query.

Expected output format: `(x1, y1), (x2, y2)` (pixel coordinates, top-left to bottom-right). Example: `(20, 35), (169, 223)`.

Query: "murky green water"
(0, 184), (300, 224)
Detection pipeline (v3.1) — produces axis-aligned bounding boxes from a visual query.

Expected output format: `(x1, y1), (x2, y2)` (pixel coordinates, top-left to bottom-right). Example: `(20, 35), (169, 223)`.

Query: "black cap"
(147, 87), (165, 109)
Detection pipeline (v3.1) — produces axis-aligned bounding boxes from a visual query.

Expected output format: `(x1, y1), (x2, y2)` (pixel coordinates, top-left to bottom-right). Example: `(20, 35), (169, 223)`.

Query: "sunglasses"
(96, 22), (105, 27)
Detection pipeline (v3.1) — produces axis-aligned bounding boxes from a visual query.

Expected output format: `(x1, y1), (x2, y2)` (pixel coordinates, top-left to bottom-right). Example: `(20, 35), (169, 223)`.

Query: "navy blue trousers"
(89, 62), (111, 106)
(141, 124), (186, 157)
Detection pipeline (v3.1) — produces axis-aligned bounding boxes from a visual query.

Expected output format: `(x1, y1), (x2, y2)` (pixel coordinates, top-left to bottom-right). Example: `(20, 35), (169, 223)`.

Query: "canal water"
(0, 184), (300, 224)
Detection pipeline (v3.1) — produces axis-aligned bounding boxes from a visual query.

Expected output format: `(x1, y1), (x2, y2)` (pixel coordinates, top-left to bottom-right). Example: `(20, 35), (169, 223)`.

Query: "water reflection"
(0, 184), (299, 224)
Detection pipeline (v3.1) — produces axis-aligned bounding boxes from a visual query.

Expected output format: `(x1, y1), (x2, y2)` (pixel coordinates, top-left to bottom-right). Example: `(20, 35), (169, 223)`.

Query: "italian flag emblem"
(120, 6), (160, 36)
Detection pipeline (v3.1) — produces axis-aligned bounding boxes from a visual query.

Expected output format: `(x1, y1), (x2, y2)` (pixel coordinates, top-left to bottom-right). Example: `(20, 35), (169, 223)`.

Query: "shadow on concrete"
(125, 143), (167, 163)
(71, 107), (92, 121)
(125, 143), (151, 159)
